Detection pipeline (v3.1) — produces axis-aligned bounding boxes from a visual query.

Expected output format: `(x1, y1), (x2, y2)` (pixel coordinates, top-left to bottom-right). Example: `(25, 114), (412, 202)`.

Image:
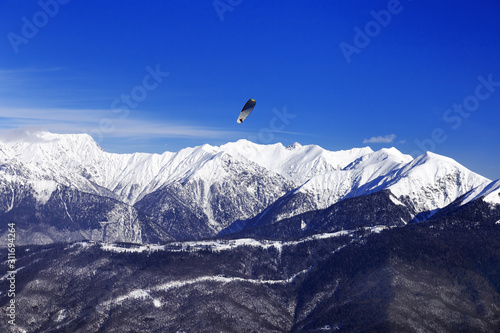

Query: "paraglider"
(236, 99), (256, 123)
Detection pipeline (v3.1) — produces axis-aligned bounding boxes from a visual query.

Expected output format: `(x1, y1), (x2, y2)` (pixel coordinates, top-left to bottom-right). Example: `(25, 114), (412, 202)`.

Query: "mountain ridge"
(0, 130), (496, 244)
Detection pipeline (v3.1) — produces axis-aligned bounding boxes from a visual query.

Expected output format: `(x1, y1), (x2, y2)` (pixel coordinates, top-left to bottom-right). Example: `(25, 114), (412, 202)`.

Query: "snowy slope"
(459, 179), (500, 206)
(221, 140), (373, 183)
(0, 131), (168, 203)
(239, 148), (490, 226)
(0, 132), (376, 206)
(298, 147), (414, 210)
(0, 130), (492, 241)
(299, 150), (490, 219)
(362, 152), (491, 218)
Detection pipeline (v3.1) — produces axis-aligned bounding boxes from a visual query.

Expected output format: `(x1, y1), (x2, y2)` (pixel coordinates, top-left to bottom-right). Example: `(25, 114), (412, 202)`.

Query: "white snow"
(102, 273), (301, 311)
(0, 266), (25, 281)
(55, 309), (67, 323)
(484, 191), (500, 205)
(155, 272), (304, 292)
(99, 229), (361, 256)
(30, 180), (59, 205)
(102, 288), (162, 310)
(221, 139), (374, 183)
(58, 191), (74, 223)
(370, 225), (388, 233)
(285, 230), (351, 246)
(5, 184), (14, 212)
(0, 130), (490, 224)
(162, 230), (353, 254)
(293, 147), (487, 217)
(100, 243), (165, 253)
(389, 195), (405, 207)
(119, 289), (150, 302)
(460, 179), (500, 206)
(363, 151), (490, 215)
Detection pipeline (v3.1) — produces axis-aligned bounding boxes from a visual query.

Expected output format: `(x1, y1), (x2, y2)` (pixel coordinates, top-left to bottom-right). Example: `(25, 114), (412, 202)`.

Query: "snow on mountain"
(297, 147), (414, 210)
(0, 131), (173, 204)
(459, 179), (500, 206)
(239, 148), (490, 227)
(1, 132), (120, 200)
(133, 150), (295, 239)
(0, 130), (492, 242)
(0, 132), (375, 207)
(362, 151), (491, 218)
(221, 140), (373, 183)
(133, 144), (228, 203)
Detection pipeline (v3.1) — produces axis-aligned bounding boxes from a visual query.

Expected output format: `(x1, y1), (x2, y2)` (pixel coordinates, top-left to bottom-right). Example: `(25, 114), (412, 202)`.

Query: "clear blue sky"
(1, 0), (499, 179)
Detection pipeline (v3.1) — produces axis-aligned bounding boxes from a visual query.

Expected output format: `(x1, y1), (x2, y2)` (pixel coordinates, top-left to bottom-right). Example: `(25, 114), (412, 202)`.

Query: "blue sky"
(1, 0), (499, 179)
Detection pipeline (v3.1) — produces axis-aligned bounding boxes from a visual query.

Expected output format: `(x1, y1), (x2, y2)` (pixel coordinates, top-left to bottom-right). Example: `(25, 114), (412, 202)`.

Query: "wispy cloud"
(0, 67), (65, 88)
(0, 67), (107, 107)
(104, 118), (239, 139)
(0, 67), (65, 76)
(0, 127), (58, 143)
(0, 107), (104, 122)
(363, 134), (397, 144)
(0, 107), (239, 141)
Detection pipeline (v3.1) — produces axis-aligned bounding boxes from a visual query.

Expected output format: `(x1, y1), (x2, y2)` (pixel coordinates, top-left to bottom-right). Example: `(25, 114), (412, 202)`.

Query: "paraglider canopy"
(237, 99), (256, 123)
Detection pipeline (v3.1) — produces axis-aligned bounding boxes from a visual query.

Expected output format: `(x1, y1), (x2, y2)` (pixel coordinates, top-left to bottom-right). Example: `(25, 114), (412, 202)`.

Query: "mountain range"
(0, 131), (496, 244)
(1, 131), (500, 332)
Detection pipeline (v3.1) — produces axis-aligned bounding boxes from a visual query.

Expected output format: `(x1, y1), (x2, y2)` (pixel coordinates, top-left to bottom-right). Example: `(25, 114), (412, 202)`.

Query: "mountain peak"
(419, 150), (458, 163)
(379, 146), (402, 155)
(0, 131), (491, 219)
(286, 142), (302, 150)
(0, 130), (494, 248)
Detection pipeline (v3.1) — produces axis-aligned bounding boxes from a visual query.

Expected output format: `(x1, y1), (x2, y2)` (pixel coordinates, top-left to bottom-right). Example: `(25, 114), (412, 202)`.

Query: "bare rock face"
(0, 183), (142, 245)
(134, 154), (294, 240)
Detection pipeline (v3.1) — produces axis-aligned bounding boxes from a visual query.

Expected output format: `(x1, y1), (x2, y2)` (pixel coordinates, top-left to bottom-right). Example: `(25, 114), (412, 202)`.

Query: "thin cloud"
(0, 107), (106, 122)
(0, 67), (65, 75)
(0, 127), (58, 143)
(363, 134), (397, 144)
(0, 107), (239, 141)
(101, 118), (239, 139)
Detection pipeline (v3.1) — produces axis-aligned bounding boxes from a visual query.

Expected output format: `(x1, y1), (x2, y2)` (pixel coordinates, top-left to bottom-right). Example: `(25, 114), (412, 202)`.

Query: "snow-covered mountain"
(226, 147), (491, 228)
(459, 179), (500, 207)
(3, 131), (499, 332)
(0, 130), (493, 243)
